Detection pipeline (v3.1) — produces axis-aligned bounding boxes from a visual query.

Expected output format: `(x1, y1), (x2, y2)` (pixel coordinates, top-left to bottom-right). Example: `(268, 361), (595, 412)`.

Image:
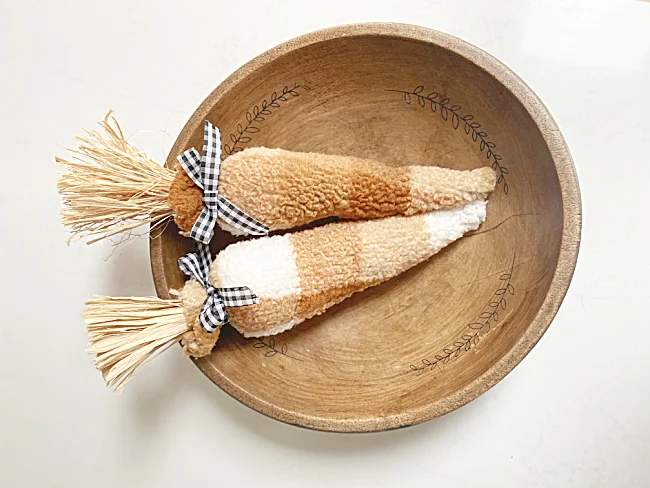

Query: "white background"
(1, 1), (649, 486)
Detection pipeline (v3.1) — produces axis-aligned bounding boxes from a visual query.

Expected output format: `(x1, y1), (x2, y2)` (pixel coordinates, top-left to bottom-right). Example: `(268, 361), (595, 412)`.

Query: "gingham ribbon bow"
(177, 120), (269, 244)
(178, 242), (259, 333)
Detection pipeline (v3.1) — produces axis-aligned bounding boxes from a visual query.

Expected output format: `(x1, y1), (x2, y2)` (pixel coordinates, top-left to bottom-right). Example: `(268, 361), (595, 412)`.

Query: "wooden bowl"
(150, 23), (581, 432)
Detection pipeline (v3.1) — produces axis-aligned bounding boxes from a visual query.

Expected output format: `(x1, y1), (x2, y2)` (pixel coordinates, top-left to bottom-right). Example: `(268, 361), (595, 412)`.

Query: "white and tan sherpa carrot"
(57, 112), (496, 244)
(84, 199), (487, 391)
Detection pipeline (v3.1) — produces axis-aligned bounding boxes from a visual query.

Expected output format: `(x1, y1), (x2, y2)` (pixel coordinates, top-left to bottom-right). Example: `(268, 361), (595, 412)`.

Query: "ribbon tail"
(202, 121), (222, 189)
(217, 195), (269, 236)
(190, 207), (218, 244)
(219, 286), (260, 307)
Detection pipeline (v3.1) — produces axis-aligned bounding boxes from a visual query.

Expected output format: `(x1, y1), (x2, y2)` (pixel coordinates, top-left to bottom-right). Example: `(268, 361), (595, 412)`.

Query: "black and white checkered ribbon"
(176, 120), (269, 244)
(178, 242), (259, 333)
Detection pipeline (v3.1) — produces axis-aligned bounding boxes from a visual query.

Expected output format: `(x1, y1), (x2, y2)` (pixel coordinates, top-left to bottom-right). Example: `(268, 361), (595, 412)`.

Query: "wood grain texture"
(149, 23), (581, 432)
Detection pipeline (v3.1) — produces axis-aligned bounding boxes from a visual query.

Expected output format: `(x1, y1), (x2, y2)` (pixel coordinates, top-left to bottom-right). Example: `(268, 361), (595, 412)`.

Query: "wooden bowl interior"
(153, 30), (568, 431)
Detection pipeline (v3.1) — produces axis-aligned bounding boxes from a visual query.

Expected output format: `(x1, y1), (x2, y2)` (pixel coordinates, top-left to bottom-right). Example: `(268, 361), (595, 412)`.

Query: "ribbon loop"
(176, 120), (269, 244)
(178, 242), (259, 333)
(177, 147), (203, 189)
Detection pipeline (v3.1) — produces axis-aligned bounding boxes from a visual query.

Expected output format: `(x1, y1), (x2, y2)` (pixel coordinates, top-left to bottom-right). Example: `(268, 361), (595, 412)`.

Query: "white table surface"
(1, 1), (649, 486)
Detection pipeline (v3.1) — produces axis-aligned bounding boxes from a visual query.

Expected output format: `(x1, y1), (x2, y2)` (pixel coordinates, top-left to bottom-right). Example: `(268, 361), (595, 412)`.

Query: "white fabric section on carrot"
(210, 234), (301, 299)
(424, 199), (487, 251)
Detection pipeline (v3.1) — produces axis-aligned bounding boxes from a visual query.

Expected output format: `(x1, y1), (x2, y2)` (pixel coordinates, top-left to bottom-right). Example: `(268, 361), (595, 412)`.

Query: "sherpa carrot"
(57, 112), (495, 244)
(84, 199), (487, 391)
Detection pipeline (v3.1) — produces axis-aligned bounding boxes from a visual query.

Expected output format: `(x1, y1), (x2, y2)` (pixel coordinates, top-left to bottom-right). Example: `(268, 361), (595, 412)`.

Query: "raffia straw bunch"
(56, 111), (175, 245)
(84, 296), (190, 392)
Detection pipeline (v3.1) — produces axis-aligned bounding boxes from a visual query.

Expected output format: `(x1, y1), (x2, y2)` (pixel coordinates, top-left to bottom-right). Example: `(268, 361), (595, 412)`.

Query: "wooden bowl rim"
(150, 22), (582, 433)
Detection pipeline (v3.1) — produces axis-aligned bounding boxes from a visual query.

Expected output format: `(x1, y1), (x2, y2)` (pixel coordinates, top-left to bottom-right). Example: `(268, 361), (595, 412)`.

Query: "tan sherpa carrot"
(57, 112), (496, 244)
(84, 199), (487, 391)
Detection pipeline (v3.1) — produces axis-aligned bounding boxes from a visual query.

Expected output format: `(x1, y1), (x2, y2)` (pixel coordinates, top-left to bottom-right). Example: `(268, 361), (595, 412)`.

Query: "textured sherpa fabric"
(178, 200), (487, 356)
(178, 279), (215, 357)
(168, 147), (495, 234)
(168, 163), (203, 233)
(211, 199), (485, 339)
